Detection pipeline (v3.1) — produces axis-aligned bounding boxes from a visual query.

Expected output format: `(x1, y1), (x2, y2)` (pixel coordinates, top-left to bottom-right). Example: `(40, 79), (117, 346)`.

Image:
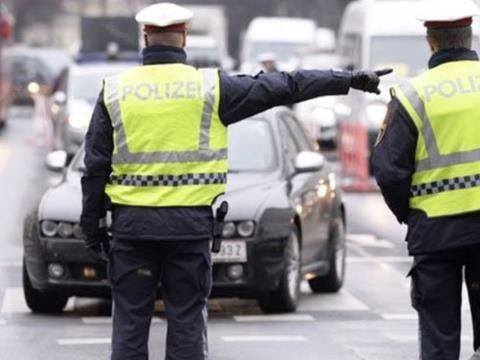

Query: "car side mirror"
(45, 150), (68, 172)
(294, 151), (325, 174)
(52, 91), (67, 107)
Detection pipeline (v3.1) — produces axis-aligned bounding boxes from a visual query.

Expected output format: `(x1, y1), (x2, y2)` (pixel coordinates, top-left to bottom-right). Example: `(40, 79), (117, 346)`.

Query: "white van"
(240, 17), (317, 74)
(336, 0), (480, 173)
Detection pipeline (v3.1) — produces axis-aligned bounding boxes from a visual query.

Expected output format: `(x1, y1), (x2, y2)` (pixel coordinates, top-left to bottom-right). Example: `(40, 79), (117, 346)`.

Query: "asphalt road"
(0, 107), (476, 360)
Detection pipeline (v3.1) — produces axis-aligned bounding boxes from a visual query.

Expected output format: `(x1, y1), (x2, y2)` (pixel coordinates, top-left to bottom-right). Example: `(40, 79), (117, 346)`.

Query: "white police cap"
(416, 0), (480, 24)
(135, 3), (193, 28)
(258, 52), (277, 63)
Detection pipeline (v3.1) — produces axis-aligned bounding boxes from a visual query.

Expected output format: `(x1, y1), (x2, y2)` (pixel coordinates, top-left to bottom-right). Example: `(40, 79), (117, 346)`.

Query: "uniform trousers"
(108, 238), (212, 360)
(410, 244), (480, 360)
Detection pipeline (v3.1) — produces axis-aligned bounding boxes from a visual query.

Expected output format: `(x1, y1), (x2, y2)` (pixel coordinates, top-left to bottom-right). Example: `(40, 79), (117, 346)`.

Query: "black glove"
(350, 68), (393, 94)
(85, 230), (110, 263)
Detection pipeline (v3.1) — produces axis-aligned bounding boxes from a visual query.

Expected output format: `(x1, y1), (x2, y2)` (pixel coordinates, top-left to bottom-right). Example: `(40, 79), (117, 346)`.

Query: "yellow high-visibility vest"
(393, 60), (480, 218)
(103, 64), (227, 207)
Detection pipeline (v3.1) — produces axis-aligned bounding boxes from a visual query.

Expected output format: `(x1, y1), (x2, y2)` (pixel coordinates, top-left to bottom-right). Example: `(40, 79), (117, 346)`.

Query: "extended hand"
(85, 231), (110, 263)
(351, 69), (393, 95)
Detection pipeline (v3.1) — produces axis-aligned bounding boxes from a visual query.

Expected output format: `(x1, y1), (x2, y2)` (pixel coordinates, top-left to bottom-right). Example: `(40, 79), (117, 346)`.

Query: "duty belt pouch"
(212, 201), (229, 253)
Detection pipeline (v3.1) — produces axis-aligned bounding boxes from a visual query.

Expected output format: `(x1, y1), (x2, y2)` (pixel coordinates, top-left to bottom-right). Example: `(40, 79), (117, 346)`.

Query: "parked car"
(48, 61), (135, 156)
(5, 46), (72, 105)
(23, 107), (347, 314)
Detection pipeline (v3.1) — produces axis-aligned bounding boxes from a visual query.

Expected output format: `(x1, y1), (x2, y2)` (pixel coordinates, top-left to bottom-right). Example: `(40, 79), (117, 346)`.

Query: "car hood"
(38, 180), (82, 223)
(222, 171), (283, 221)
(38, 171), (284, 223)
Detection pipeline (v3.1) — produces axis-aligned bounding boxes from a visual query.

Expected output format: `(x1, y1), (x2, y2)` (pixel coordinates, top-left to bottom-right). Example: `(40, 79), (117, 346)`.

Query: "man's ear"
(182, 31), (187, 48)
(426, 35), (435, 53)
(144, 33), (149, 47)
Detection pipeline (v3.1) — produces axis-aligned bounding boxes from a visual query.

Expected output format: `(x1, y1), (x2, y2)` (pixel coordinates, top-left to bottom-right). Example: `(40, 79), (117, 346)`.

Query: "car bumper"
(26, 236), (290, 298)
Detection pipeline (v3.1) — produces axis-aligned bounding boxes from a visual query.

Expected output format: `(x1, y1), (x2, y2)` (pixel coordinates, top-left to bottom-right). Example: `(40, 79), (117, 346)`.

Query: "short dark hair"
(427, 26), (472, 50)
(146, 31), (184, 47)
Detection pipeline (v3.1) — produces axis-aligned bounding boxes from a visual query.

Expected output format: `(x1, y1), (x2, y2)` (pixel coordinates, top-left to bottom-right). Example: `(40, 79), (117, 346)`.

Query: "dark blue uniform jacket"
(81, 45), (352, 241)
(372, 48), (480, 255)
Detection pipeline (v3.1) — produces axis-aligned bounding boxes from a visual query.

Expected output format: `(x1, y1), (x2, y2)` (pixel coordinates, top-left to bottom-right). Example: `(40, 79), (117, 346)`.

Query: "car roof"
(68, 62), (136, 76)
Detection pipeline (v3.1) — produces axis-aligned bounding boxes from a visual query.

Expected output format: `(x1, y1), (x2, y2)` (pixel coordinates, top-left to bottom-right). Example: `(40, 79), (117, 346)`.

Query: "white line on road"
(81, 317), (163, 325)
(221, 336), (307, 342)
(347, 257), (411, 264)
(382, 313), (417, 321)
(0, 261), (22, 268)
(233, 314), (314, 322)
(347, 234), (395, 248)
(57, 338), (111, 346)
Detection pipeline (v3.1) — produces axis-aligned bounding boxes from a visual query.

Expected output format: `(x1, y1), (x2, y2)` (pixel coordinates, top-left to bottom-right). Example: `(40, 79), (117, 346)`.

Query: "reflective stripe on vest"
(393, 60), (480, 217)
(105, 68), (227, 164)
(103, 64), (227, 207)
(398, 81), (480, 172)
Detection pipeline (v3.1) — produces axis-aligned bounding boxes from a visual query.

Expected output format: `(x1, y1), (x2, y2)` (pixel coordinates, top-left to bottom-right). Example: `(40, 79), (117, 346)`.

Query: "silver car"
(49, 61), (136, 156)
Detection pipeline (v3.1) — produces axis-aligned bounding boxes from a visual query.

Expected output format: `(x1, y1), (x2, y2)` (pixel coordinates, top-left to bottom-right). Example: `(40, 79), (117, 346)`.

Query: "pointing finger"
(374, 68), (394, 77)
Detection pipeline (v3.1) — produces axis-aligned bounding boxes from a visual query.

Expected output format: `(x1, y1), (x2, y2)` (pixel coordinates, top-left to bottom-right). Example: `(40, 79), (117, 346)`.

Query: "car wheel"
(256, 227), (301, 314)
(308, 215), (346, 293)
(23, 260), (68, 314)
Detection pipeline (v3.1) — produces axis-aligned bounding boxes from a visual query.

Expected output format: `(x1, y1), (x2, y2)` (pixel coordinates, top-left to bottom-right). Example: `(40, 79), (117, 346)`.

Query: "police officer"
(80, 3), (391, 360)
(372, 0), (480, 359)
(258, 52), (279, 73)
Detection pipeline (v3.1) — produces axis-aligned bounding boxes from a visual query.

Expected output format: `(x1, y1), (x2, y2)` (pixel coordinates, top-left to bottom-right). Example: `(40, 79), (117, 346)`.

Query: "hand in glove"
(350, 68), (393, 95)
(85, 230), (110, 263)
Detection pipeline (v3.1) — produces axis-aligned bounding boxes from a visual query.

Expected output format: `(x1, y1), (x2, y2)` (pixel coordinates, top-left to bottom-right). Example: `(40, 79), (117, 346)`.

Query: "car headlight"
(237, 220), (255, 238)
(57, 222), (73, 238)
(366, 103), (388, 129)
(222, 222), (236, 238)
(41, 220), (58, 237)
(72, 224), (85, 239)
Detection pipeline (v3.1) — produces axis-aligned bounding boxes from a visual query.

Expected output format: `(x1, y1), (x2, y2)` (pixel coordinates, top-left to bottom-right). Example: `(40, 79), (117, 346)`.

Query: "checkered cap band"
(411, 174), (480, 197)
(110, 173), (227, 187)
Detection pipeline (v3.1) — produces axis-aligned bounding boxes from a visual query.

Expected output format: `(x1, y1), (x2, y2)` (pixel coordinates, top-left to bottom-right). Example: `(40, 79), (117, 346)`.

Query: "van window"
(369, 36), (430, 78)
(339, 34), (362, 70)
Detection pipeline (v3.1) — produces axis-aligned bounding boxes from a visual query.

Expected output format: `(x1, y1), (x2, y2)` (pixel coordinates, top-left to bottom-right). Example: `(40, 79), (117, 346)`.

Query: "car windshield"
(369, 36), (431, 78)
(247, 42), (309, 62)
(228, 120), (276, 172)
(69, 65), (133, 101)
(370, 35), (480, 78)
(186, 46), (221, 60)
(72, 120), (276, 174)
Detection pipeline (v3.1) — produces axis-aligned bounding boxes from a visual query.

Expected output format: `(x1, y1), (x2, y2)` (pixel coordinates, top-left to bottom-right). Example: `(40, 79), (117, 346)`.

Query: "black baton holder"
(212, 201), (229, 253)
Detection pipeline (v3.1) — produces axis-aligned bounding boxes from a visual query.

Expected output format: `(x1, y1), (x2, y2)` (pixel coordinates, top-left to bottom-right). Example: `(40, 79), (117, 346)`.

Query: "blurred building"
(13, 0), (352, 57)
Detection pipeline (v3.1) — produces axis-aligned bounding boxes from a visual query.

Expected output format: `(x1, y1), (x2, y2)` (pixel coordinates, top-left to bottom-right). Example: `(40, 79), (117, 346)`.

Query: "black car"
(23, 107), (347, 314)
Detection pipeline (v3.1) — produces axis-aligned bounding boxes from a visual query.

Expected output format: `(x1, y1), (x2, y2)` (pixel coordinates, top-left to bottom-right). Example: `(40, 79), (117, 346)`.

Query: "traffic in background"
(0, 0), (476, 359)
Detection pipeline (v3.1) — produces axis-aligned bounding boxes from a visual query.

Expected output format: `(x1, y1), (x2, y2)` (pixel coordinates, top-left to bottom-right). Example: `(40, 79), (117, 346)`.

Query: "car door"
(279, 113), (330, 266)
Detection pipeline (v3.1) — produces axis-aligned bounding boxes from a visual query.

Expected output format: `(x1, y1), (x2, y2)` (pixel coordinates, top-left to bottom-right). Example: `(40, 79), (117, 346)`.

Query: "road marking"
(0, 261), (22, 268)
(233, 314), (314, 322)
(347, 257), (411, 264)
(81, 317), (163, 325)
(382, 313), (417, 321)
(221, 336), (307, 342)
(387, 334), (473, 343)
(298, 288), (370, 312)
(347, 234), (395, 248)
(1, 287), (74, 314)
(57, 338), (111, 346)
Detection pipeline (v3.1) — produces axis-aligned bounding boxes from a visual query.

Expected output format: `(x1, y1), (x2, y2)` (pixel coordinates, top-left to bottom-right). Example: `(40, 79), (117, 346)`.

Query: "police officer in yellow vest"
(80, 3), (391, 359)
(373, 0), (480, 359)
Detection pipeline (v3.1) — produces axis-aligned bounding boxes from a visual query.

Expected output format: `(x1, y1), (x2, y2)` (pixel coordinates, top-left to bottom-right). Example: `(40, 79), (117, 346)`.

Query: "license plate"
(212, 241), (247, 263)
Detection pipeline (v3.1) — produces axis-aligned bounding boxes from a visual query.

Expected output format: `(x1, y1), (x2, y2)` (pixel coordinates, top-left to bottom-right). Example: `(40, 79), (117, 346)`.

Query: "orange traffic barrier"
(338, 122), (378, 192)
